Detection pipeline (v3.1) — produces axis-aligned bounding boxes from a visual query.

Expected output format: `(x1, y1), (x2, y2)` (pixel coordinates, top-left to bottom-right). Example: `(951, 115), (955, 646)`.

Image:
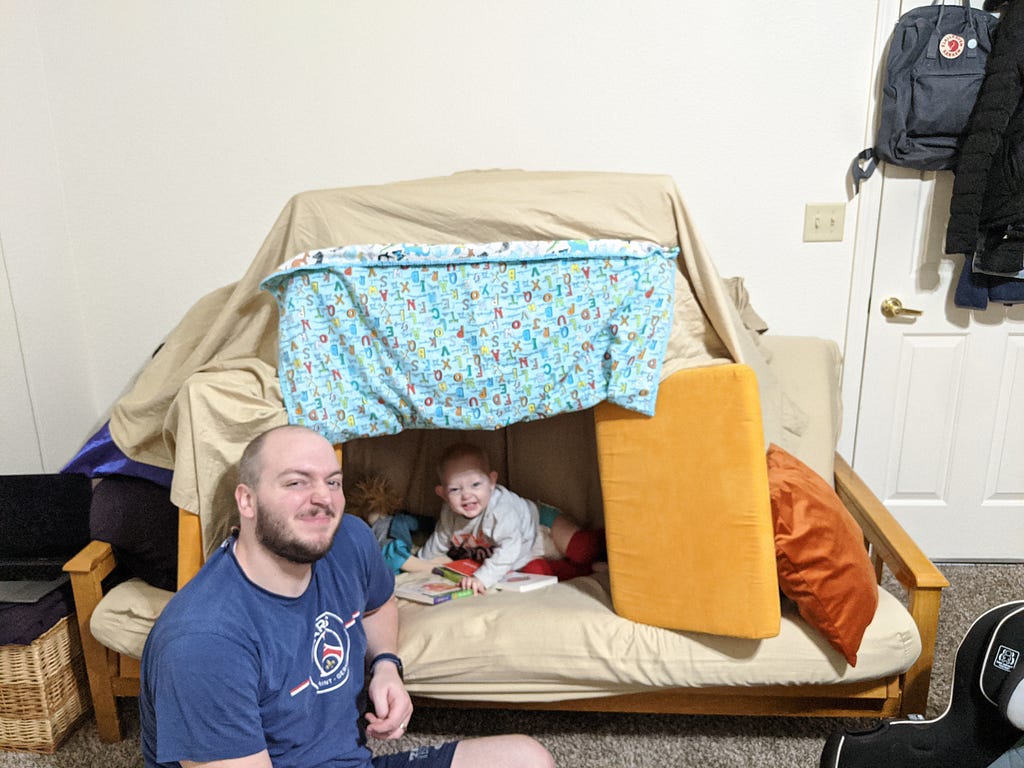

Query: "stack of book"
(434, 559), (558, 593)
(396, 559), (559, 604)
(394, 575), (474, 605)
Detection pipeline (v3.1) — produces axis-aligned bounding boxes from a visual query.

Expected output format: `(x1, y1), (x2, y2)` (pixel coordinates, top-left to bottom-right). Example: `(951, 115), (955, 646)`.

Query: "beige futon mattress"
(396, 571), (920, 701)
(91, 570), (919, 701)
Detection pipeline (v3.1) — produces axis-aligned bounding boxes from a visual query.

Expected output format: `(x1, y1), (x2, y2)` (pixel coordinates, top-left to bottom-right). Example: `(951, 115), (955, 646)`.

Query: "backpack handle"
(935, 0), (977, 12)
(928, 0), (986, 60)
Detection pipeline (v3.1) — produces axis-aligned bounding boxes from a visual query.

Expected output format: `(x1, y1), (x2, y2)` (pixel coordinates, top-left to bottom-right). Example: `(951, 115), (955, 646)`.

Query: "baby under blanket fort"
(260, 239), (677, 443)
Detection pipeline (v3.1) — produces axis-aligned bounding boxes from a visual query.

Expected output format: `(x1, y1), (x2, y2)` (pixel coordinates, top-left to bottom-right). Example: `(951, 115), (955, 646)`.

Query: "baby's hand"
(460, 575), (486, 595)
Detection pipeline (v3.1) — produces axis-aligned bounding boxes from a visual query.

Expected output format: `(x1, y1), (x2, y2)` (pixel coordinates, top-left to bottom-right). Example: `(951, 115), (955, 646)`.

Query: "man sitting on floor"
(139, 424), (554, 768)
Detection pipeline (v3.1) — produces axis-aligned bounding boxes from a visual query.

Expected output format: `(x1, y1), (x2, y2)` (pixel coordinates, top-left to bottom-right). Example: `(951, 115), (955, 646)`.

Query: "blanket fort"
(261, 239), (677, 443)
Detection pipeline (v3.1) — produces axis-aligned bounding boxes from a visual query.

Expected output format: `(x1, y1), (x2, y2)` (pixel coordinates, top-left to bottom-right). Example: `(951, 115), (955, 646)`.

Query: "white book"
(494, 571), (557, 592)
(395, 575), (474, 605)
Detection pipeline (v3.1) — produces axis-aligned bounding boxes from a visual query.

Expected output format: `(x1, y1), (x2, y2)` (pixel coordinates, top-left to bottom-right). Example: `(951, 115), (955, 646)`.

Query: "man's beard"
(255, 507), (339, 564)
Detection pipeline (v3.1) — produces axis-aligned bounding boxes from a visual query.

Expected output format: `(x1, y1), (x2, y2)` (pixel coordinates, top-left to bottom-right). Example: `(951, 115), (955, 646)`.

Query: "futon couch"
(62, 171), (948, 742)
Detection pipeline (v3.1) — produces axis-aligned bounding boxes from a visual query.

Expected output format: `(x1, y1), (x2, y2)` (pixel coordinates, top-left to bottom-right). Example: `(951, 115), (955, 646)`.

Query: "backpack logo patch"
(939, 33), (966, 59)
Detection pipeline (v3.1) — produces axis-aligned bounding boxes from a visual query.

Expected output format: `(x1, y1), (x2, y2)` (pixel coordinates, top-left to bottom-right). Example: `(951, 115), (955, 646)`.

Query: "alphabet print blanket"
(261, 239), (677, 443)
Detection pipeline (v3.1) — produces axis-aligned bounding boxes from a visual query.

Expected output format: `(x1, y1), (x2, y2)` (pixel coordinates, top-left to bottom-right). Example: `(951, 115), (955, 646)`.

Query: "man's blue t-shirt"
(139, 514), (395, 768)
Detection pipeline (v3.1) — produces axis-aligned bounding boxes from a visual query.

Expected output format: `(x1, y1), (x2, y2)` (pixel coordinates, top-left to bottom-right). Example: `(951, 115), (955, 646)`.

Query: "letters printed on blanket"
(260, 240), (678, 444)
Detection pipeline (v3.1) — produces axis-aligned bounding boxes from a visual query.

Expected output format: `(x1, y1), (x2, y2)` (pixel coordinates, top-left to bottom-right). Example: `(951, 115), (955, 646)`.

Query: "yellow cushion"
(593, 364), (780, 638)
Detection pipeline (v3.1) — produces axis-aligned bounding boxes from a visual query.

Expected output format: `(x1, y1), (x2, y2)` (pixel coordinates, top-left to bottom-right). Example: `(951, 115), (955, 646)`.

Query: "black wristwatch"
(370, 652), (404, 680)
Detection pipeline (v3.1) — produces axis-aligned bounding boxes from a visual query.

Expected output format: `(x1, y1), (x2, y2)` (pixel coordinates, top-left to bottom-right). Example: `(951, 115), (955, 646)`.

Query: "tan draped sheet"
(108, 170), (799, 553)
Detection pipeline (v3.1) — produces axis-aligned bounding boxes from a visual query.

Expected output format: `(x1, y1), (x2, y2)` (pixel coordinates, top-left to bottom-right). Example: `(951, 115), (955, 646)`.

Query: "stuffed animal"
(347, 474), (437, 575)
(347, 474), (405, 526)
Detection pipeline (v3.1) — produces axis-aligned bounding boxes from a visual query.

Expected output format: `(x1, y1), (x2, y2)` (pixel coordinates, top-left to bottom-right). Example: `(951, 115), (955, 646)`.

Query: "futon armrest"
(64, 541), (125, 662)
(833, 453), (949, 716)
(833, 454), (948, 592)
(63, 539), (127, 737)
(177, 508), (204, 589)
(63, 540), (119, 610)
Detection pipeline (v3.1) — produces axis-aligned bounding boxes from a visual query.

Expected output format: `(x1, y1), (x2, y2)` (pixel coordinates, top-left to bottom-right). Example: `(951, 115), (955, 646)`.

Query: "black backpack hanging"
(851, 0), (999, 192)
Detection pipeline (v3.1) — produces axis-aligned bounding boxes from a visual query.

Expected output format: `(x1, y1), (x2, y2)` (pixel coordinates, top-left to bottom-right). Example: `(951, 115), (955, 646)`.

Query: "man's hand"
(364, 660), (413, 740)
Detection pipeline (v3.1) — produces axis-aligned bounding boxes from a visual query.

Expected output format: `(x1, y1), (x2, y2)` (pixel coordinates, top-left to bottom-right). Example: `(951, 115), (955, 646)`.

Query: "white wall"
(2, 1), (96, 472)
(1, 0), (879, 471)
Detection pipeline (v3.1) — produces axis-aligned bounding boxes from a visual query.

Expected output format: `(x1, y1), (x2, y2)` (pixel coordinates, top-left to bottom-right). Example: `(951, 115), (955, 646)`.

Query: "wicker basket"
(0, 615), (92, 754)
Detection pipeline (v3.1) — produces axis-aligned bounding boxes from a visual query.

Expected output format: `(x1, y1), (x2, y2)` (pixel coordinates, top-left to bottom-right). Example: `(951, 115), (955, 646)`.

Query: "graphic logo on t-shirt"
(289, 610), (358, 697)
(446, 532), (494, 562)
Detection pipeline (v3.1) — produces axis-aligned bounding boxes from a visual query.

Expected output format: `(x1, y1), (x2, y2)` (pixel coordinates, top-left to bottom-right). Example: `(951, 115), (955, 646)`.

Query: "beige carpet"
(2, 563), (1020, 768)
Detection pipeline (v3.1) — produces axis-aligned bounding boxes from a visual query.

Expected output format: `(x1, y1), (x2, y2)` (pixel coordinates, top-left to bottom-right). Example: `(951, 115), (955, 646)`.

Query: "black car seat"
(820, 600), (1024, 768)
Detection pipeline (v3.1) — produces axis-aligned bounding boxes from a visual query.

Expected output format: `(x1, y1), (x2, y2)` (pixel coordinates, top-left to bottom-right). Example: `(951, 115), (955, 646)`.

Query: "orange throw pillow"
(767, 444), (878, 666)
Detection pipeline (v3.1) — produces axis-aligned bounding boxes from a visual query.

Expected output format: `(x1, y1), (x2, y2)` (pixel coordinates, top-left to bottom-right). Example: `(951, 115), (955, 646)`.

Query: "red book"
(432, 559), (480, 582)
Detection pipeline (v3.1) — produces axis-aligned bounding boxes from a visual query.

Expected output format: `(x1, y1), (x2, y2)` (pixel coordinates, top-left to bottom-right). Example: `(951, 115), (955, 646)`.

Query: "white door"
(853, 166), (1024, 561)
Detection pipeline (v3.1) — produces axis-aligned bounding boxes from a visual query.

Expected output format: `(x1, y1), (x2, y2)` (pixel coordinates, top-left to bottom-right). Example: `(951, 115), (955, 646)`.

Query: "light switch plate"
(803, 203), (845, 242)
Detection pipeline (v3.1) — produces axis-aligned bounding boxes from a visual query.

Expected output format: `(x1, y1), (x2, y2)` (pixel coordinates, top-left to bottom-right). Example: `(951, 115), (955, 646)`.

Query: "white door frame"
(841, 0), (922, 463)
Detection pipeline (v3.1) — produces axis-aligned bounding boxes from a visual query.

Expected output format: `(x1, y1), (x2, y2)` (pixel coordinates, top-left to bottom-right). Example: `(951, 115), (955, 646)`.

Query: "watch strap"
(370, 652), (404, 680)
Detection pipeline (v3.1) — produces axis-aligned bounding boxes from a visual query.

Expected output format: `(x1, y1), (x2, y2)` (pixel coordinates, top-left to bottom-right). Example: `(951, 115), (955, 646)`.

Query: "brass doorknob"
(881, 297), (923, 318)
